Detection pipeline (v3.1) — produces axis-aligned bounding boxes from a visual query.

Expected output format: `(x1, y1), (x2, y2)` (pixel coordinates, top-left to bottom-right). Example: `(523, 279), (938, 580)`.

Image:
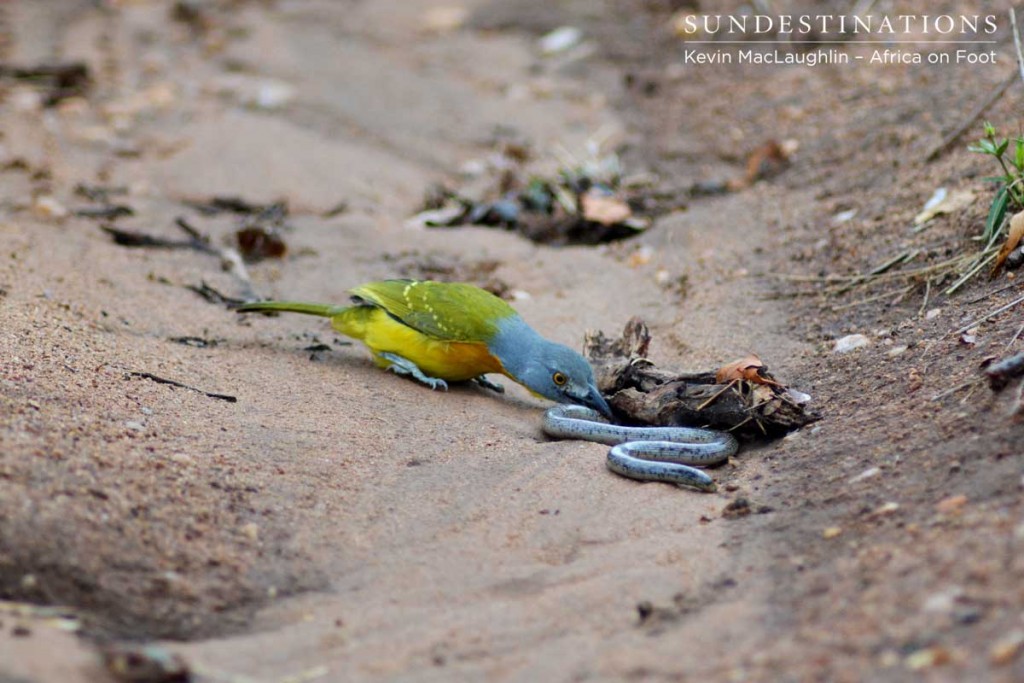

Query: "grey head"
(489, 317), (612, 417)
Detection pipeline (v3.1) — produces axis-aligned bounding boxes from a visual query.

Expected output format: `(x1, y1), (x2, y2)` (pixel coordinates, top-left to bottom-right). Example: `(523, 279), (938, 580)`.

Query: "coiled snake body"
(542, 405), (738, 492)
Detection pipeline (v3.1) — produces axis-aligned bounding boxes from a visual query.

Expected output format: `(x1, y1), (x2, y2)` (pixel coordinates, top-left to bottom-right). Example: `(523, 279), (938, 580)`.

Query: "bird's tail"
(236, 301), (349, 317)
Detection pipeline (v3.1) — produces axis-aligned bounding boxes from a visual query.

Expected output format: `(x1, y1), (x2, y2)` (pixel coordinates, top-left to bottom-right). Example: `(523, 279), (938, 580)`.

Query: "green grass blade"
(983, 185), (1009, 243)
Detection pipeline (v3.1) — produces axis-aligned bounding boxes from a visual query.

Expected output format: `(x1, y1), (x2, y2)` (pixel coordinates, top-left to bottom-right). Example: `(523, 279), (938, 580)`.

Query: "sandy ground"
(2, 1), (1024, 682)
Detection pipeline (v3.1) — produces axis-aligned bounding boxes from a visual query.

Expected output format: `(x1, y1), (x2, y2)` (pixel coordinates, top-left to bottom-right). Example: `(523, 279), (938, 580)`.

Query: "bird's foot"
(380, 352), (448, 391)
(472, 375), (505, 394)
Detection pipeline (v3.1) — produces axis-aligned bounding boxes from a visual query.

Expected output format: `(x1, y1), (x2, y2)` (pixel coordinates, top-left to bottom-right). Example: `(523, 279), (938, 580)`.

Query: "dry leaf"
(913, 188), (975, 225)
(581, 190), (632, 225)
(236, 227), (287, 262)
(715, 354), (783, 387)
(991, 209), (1024, 278)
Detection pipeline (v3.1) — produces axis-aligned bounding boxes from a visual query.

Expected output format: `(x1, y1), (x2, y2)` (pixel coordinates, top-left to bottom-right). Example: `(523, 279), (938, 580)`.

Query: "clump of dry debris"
(409, 139), (655, 245)
(585, 317), (819, 438)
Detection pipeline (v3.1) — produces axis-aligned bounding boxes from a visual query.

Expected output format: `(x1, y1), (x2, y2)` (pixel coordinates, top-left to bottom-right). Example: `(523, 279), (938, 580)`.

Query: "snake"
(542, 405), (739, 492)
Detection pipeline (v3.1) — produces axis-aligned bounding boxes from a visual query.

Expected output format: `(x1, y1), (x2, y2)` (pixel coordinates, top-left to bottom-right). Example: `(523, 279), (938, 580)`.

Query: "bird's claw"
(473, 376), (505, 394)
(381, 352), (448, 391)
(425, 377), (448, 391)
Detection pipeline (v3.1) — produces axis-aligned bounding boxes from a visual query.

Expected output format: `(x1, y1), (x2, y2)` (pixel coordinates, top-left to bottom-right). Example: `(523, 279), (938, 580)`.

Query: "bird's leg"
(472, 375), (505, 394)
(379, 352), (448, 391)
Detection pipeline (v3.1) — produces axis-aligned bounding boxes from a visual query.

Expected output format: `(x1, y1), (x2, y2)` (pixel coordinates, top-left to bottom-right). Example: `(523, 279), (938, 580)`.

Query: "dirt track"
(3, 1), (1024, 682)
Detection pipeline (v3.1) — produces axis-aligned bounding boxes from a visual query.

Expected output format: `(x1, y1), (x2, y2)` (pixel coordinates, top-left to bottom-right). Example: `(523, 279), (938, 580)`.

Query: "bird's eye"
(552, 372), (568, 387)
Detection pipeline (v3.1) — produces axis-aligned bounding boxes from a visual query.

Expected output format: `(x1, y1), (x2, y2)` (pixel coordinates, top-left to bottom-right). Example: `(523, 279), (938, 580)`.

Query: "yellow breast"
(332, 306), (504, 382)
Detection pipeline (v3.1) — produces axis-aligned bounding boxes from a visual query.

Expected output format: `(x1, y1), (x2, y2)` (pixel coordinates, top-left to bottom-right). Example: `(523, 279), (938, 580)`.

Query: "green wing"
(350, 280), (517, 343)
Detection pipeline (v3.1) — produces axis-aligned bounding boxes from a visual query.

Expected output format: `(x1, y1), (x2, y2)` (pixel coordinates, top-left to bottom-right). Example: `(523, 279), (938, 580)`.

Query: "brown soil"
(3, 1), (1024, 681)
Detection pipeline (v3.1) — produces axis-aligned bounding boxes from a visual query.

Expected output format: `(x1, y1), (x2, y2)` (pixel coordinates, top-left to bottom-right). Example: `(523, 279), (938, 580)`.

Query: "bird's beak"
(581, 384), (613, 419)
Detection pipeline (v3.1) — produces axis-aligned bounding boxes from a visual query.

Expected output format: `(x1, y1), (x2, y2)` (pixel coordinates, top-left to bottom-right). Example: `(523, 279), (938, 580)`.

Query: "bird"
(236, 279), (612, 417)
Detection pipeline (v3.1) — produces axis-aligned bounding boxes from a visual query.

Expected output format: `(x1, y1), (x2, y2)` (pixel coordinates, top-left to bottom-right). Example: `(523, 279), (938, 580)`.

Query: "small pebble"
(33, 196), (69, 220)
(849, 466), (881, 484)
(872, 501), (900, 516)
(936, 494), (968, 514)
(539, 26), (583, 55)
(922, 586), (963, 614)
(255, 81), (295, 110)
(124, 420), (145, 431)
(833, 334), (870, 353)
(832, 209), (857, 224)
(905, 646), (951, 670)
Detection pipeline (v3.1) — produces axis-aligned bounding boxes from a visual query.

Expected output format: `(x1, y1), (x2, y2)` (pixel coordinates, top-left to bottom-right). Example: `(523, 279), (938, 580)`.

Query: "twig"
(1013, 7), (1024, 87)
(726, 415), (755, 433)
(930, 377), (983, 401)
(776, 248), (999, 301)
(833, 250), (917, 294)
(766, 272), (860, 283)
(824, 253), (965, 293)
(102, 217), (259, 302)
(961, 383), (982, 406)
(173, 216), (212, 247)
(695, 379), (738, 411)
(945, 248), (1000, 295)
(831, 285), (913, 311)
(175, 217), (257, 300)
(1006, 320), (1024, 350)
(189, 662), (329, 683)
(925, 69), (1018, 162)
(965, 280), (1021, 304)
(100, 225), (196, 250)
(75, 205), (134, 220)
(917, 278), (932, 317)
(187, 280), (248, 306)
(128, 371), (237, 402)
(871, 250), (918, 276)
(954, 291), (1024, 334)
